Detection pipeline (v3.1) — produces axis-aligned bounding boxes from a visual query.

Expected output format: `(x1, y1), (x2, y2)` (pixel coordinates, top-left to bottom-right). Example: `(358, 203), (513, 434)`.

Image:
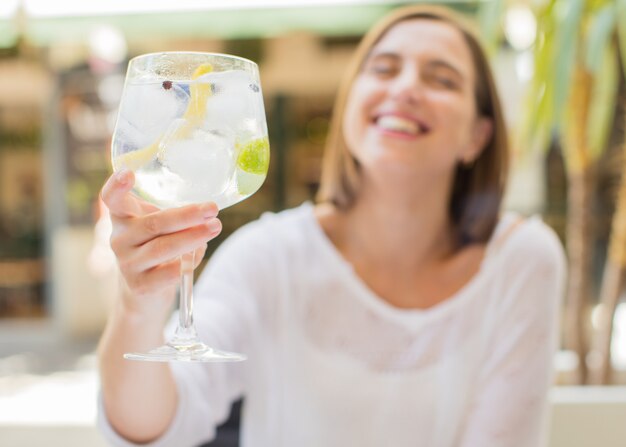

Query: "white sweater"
(99, 202), (566, 447)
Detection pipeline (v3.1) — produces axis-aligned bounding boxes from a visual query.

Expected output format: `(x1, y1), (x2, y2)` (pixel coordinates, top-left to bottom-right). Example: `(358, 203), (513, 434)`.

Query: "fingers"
(129, 244), (206, 297)
(125, 202), (219, 247)
(127, 221), (221, 272)
(101, 170), (158, 218)
(127, 259), (181, 297)
(102, 169), (223, 301)
(121, 238), (212, 299)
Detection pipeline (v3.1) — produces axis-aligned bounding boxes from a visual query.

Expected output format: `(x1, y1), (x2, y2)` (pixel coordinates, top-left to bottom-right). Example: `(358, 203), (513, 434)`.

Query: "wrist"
(98, 298), (169, 363)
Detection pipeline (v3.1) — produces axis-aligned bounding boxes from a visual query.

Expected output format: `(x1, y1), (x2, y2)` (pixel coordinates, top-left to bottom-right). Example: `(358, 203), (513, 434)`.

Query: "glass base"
(124, 341), (247, 363)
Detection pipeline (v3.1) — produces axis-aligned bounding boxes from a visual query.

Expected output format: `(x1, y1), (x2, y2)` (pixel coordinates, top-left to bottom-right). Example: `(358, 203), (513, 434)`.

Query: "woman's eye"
(431, 75), (457, 89)
(369, 63), (396, 76)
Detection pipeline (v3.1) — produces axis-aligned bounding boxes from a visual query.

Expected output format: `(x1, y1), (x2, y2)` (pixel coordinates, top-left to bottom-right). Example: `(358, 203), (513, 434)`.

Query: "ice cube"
(159, 122), (235, 199)
(119, 82), (190, 146)
(198, 70), (263, 134)
(236, 168), (265, 197)
(113, 117), (150, 152)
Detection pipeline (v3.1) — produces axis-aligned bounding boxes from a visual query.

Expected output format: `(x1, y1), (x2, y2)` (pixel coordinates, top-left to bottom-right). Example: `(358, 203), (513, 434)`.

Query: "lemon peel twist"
(185, 63), (213, 122)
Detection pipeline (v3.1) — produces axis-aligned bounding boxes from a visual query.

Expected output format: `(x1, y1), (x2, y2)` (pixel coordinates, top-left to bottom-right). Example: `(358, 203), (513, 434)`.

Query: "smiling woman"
(342, 20), (494, 221)
(97, 4), (565, 447)
(319, 6), (508, 248)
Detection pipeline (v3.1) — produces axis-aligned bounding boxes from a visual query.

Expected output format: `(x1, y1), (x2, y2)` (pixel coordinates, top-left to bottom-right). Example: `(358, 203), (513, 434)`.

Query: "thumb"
(100, 170), (157, 218)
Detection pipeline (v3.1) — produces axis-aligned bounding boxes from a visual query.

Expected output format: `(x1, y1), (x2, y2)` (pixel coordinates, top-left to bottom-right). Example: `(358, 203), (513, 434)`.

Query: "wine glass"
(110, 52), (269, 362)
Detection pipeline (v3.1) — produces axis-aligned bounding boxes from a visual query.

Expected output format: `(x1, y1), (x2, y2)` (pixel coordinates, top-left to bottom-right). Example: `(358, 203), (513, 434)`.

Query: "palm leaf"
(477, 0), (505, 55)
(587, 40), (619, 161)
(552, 0), (585, 129)
(617, 0), (626, 74)
(585, 3), (616, 71)
(519, 0), (557, 154)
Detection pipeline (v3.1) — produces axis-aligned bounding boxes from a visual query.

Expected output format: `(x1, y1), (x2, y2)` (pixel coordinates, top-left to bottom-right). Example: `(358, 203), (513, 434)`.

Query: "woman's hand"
(100, 169), (223, 318)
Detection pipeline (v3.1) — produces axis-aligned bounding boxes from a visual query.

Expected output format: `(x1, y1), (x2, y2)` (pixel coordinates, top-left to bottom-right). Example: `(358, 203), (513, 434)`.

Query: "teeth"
(377, 116), (421, 135)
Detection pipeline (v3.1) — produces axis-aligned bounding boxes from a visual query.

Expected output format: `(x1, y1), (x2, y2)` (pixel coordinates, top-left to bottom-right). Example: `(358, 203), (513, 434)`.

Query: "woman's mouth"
(373, 114), (430, 137)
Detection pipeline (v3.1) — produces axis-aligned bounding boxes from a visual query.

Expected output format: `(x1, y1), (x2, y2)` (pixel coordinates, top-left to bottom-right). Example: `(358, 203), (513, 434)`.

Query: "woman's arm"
(98, 296), (178, 444)
(97, 170), (220, 444)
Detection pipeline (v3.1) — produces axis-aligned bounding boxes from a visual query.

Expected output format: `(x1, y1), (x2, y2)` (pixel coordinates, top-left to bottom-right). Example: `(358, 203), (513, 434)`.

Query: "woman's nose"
(389, 68), (424, 104)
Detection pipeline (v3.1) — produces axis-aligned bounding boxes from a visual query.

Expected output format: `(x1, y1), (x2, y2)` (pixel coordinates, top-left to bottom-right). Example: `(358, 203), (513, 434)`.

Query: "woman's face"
(342, 19), (492, 178)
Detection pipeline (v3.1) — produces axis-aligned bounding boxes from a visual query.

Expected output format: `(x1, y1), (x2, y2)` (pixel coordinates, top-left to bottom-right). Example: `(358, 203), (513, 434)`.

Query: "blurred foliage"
(478, 0), (626, 383)
(525, 0), (626, 384)
(522, 0), (623, 166)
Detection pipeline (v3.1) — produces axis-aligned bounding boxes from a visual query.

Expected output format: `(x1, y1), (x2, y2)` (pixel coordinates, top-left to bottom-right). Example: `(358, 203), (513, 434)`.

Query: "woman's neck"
(320, 172), (457, 271)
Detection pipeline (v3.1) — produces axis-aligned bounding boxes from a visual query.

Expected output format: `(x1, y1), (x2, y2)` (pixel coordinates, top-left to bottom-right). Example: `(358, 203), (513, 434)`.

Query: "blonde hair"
(316, 4), (509, 246)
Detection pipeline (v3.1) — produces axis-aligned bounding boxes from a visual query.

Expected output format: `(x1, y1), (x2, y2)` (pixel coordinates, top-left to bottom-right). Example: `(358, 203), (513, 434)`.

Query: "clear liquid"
(111, 70), (269, 210)
(129, 156), (266, 210)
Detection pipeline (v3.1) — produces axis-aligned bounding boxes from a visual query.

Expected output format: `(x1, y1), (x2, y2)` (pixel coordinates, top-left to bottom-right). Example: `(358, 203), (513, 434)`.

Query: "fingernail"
(208, 220), (221, 234)
(201, 203), (218, 219)
(116, 169), (130, 185)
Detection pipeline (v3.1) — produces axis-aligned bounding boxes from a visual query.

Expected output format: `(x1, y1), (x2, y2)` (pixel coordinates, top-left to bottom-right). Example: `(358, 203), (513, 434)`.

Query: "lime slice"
(236, 137), (270, 174)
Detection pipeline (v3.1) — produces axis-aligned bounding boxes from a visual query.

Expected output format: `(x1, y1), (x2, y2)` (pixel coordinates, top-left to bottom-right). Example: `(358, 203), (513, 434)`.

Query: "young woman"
(98, 5), (566, 447)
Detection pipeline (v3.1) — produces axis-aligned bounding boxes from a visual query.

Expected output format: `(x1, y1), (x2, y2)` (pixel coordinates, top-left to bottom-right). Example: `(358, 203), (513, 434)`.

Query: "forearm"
(98, 293), (178, 444)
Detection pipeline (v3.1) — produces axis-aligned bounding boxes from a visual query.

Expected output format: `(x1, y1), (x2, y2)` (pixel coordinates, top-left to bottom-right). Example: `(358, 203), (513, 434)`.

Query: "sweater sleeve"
(98, 216), (275, 447)
(458, 219), (567, 447)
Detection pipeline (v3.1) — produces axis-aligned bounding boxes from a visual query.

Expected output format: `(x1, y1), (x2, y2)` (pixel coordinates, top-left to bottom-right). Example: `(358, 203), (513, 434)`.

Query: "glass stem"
(173, 251), (198, 344)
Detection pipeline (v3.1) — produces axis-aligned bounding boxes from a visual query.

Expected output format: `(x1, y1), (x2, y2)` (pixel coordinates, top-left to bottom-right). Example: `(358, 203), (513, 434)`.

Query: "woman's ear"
(463, 117), (493, 164)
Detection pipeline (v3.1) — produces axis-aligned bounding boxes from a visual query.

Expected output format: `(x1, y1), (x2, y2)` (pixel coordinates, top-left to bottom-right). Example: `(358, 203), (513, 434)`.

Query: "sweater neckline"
(299, 202), (518, 325)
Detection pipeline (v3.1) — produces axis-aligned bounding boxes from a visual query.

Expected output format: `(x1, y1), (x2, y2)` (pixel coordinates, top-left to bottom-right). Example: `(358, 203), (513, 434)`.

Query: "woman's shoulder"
(491, 211), (566, 271)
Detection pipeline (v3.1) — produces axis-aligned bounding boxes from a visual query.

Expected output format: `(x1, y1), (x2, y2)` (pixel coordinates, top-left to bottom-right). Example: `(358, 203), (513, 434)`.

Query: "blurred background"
(1, 0), (626, 445)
